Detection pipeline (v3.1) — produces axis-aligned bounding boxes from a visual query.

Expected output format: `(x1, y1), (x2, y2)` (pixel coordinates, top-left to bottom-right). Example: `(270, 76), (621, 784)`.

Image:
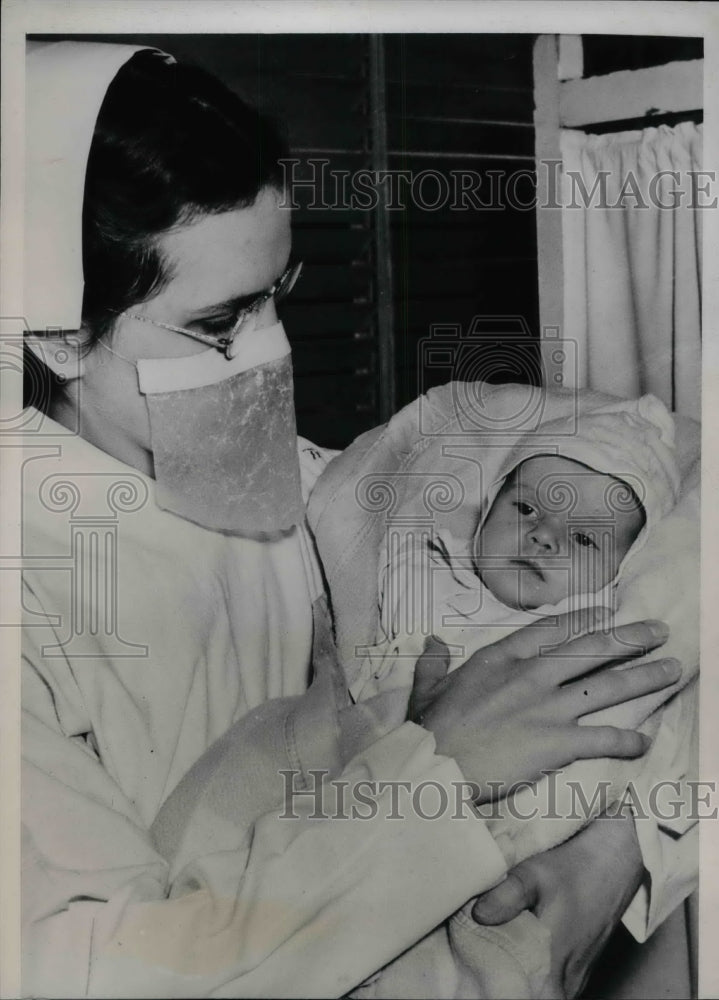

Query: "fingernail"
(647, 620), (670, 642)
(472, 897), (503, 924)
(662, 657), (682, 680)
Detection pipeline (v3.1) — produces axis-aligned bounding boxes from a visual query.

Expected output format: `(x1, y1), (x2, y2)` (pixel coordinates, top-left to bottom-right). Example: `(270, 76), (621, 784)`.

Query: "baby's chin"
(478, 567), (568, 612)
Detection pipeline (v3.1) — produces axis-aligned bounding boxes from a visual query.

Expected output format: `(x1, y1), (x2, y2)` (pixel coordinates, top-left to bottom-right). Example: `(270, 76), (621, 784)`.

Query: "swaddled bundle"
(351, 394), (680, 708)
(309, 382), (699, 998)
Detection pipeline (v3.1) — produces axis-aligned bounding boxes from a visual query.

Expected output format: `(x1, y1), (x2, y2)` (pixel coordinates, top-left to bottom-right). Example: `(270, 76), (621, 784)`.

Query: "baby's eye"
(514, 501), (535, 516)
(573, 531), (598, 549)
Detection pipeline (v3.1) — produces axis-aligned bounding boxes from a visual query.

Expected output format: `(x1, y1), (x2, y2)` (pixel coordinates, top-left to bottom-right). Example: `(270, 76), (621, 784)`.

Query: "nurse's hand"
(409, 609), (678, 804)
(471, 811), (644, 999)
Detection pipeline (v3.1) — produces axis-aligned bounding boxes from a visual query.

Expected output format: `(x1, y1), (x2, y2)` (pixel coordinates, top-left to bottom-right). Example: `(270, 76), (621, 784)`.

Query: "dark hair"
(25, 48), (288, 410)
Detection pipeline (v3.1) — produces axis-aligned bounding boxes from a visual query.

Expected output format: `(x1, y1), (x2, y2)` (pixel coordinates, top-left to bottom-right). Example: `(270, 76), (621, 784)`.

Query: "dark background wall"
(37, 33), (702, 448)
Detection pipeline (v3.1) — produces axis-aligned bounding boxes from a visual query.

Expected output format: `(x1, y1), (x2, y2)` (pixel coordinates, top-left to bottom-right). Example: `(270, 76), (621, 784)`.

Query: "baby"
(351, 393), (679, 702)
(346, 394), (684, 1000)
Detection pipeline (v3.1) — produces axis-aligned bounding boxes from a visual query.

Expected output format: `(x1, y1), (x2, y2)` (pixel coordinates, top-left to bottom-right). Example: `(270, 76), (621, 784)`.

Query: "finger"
(411, 635), (451, 701)
(472, 870), (539, 925)
(570, 725), (652, 760)
(536, 620), (671, 686)
(469, 606), (614, 671)
(564, 657), (681, 715)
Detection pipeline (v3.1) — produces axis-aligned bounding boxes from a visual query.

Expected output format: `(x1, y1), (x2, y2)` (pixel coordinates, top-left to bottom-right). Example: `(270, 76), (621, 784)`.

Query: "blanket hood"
(475, 394), (681, 577)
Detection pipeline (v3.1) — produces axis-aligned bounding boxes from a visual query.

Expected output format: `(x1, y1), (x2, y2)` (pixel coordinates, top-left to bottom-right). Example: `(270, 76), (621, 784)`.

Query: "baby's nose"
(528, 521), (561, 553)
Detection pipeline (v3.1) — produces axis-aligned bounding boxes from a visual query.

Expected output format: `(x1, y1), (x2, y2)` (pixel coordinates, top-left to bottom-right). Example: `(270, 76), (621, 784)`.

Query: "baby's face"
(473, 455), (645, 610)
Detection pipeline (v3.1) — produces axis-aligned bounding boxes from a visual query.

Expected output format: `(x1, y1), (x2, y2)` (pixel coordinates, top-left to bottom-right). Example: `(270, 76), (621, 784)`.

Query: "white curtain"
(560, 122), (702, 420)
(560, 123), (701, 1000)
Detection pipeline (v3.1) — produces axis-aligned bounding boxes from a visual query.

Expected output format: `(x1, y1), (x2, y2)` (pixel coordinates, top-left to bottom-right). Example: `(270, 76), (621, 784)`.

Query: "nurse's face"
(75, 186), (292, 474)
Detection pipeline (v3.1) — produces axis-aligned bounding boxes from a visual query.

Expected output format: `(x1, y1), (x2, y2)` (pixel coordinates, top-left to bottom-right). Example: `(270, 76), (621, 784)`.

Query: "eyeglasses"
(122, 260), (303, 359)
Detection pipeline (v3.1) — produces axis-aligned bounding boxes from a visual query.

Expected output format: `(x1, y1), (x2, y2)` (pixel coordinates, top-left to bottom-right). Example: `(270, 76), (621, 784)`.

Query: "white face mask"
(134, 320), (305, 535)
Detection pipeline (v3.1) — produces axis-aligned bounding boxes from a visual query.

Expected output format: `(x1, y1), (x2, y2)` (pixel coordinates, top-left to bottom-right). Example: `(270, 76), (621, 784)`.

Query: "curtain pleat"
(560, 122), (702, 420)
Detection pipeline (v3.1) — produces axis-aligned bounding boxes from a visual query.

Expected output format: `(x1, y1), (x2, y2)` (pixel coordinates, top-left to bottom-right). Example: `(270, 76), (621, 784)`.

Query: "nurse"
(21, 41), (678, 997)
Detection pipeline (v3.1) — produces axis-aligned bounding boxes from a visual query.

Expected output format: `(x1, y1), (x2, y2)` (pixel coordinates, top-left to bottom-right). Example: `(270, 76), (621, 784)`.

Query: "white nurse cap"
(25, 41), (174, 331)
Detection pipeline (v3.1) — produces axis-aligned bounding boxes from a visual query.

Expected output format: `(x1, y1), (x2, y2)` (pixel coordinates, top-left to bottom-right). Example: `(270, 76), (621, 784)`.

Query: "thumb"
(471, 870), (539, 925)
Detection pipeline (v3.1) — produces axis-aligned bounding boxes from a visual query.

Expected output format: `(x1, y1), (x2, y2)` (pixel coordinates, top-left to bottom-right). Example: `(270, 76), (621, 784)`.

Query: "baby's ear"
(24, 333), (86, 381)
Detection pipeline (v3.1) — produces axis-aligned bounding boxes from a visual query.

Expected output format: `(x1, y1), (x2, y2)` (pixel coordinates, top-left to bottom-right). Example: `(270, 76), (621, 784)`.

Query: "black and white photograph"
(1, 2), (717, 998)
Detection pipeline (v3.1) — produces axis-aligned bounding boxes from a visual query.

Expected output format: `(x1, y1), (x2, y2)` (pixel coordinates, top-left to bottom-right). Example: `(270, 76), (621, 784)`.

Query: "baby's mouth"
(511, 557), (545, 581)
